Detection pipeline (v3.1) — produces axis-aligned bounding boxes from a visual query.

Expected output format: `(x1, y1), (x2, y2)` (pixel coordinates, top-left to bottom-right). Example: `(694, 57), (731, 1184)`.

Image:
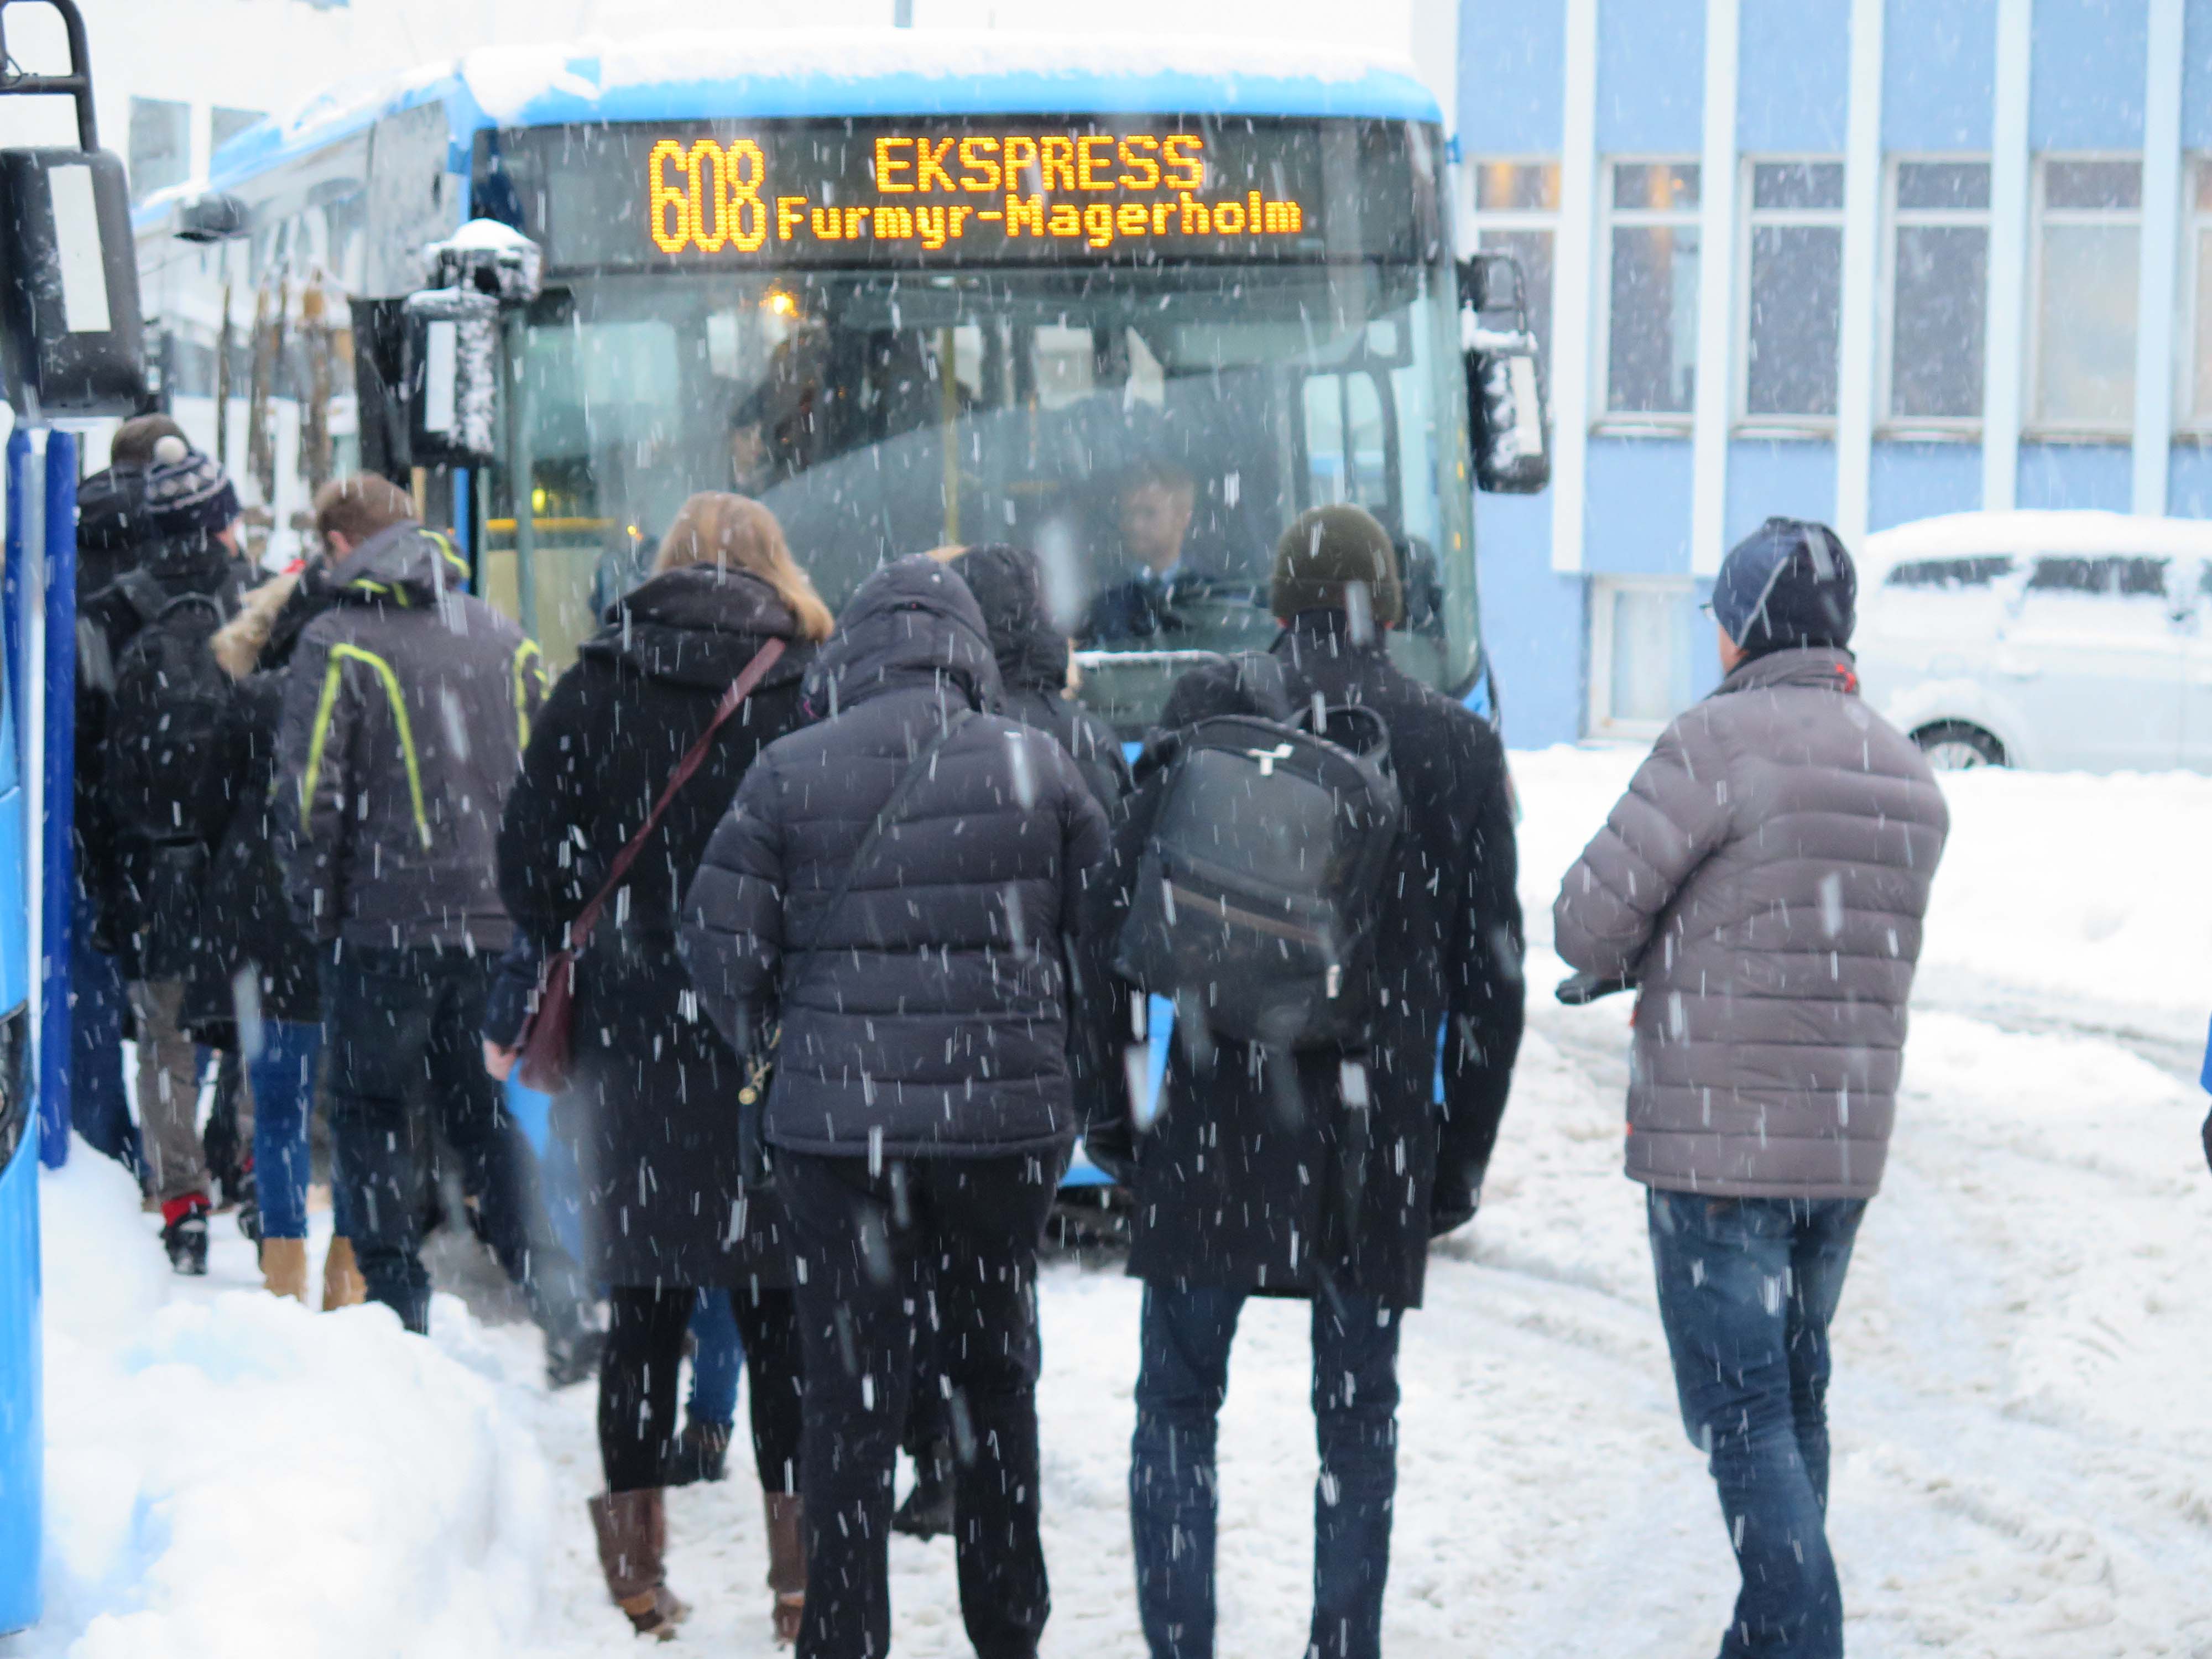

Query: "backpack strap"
(1229, 650), (1292, 718)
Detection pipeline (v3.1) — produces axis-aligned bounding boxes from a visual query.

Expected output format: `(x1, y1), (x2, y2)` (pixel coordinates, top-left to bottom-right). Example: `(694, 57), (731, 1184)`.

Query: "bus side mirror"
(1458, 253), (1551, 495)
(400, 221), (543, 467)
(0, 147), (144, 416)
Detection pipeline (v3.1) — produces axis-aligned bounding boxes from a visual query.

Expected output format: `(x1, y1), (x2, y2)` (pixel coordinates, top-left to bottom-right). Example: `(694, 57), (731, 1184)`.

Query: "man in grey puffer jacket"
(1554, 517), (1947, 1659)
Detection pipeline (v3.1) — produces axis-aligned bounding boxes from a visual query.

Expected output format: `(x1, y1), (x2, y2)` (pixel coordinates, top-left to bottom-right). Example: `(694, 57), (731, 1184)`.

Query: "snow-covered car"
(1855, 510), (2212, 773)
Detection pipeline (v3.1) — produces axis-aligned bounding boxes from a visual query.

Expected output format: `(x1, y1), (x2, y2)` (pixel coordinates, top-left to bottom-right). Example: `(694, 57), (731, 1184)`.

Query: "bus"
(129, 31), (1544, 728)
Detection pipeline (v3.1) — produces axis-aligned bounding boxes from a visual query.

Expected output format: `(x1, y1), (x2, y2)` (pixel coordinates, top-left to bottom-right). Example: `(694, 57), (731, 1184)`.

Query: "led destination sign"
(646, 132), (1308, 256)
(499, 117), (1425, 270)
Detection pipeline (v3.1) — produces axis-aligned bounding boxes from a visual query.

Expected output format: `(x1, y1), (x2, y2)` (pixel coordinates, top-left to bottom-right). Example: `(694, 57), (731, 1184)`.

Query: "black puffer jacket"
(498, 568), (813, 1287)
(1090, 614), (1526, 1308)
(182, 564), (347, 1033)
(948, 542), (1130, 813)
(680, 555), (1113, 1159)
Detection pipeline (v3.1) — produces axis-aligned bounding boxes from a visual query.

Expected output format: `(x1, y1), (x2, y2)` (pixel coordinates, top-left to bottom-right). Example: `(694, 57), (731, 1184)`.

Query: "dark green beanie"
(1270, 504), (1402, 627)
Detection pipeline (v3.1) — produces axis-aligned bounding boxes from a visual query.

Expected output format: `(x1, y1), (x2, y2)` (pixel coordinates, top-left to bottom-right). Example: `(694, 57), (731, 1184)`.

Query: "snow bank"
(32, 1148), (554, 1659)
(1509, 744), (2212, 1044)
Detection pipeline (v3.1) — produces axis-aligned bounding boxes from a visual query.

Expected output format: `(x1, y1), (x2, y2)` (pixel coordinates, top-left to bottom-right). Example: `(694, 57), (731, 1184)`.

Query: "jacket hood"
(802, 554), (1001, 717)
(326, 520), (462, 608)
(949, 544), (1068, 694)
(578, 566), (810, 692)
(212, 568), (302, 680)
(212, 561), (345, 680)
(1715, 644), (1860, 699)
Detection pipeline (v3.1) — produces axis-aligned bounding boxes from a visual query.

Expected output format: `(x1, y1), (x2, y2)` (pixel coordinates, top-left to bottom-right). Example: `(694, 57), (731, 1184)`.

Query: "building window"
(1603, 161), (1700, 421)
(1467, 160), (1560, 363)
(1886, 159), (1990, 425)
(127, 96), (191, 204)
(1589, 576), (1698, 737)
(2033, 157), (2141, 434)
(2185, 159), (2212, 429)
(211, 106), (267, 156)
(1740, 160), (1844, 423)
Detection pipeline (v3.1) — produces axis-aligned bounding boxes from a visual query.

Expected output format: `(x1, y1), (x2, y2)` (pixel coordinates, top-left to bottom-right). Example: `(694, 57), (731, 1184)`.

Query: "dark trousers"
(324, 943), (586, 1335)
(1648, 1190), (1867, 1659)
(1130, 1286), (1402, 1659)
(781, 1149), (1058, 1659)
(599, 1282), (804, 1494)
(69, 886), (139, 1176)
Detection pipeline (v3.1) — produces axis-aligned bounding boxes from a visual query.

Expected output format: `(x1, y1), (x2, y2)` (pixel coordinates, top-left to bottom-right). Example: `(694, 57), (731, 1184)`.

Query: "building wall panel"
(1460, 0), (1568, 152)
(1584, 437), (1697, 571)
(1882, 0), (1999, 149)
(2017, 440), (2136, 505)
(1595, 0), (1707, 153)
(1740, 0), (1851, 151)
(2030, 0), (2150, 148)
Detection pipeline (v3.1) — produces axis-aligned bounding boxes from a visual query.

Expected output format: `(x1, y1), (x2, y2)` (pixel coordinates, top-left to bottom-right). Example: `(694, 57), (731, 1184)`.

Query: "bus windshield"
(479, 117), (1475, 726)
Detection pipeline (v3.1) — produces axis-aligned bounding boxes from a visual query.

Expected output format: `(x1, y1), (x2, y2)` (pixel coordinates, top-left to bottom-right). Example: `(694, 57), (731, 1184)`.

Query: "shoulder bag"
(515, 638), (787, 1093)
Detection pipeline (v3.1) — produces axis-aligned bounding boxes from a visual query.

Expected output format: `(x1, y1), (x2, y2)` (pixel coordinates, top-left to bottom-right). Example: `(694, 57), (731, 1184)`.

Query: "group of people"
(72, 414), (1949, 1659)
(72, 419), (601, 1380)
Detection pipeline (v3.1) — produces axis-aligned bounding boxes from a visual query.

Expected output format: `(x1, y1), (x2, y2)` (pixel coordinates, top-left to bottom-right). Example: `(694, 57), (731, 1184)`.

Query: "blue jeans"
(249, 1019), (345, 1239)
(1130, 1286), (1401, 1659)
(69, 885), (139, 1175)
(1648, 1190), (1866, 1659)
(687, 1287), (743, 1429)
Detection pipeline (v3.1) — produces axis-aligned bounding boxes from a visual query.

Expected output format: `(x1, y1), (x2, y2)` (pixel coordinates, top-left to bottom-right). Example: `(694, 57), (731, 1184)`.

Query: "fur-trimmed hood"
(212, 568), (301, 680)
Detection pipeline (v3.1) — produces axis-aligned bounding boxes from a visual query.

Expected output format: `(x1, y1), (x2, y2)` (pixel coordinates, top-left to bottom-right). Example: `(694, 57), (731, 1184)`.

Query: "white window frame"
(1734, 155), (1846, 435)
(2027, 152), (2144, 441)
(1595, 157), (1702, 434)
(1464, 158), (1561, 359)
(2178, 154), (2212, 434)
(1878, 155), (1992, 439)
(1587, 573), (1697, 740)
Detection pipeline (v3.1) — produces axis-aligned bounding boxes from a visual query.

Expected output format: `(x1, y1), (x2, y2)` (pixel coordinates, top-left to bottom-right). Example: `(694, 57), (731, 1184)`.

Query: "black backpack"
(1114, 656), (1403, 1050)
(106, 590), (239, 845)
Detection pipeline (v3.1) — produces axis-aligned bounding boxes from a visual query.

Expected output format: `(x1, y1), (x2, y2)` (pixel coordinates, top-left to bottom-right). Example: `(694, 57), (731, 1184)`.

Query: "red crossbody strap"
(566, 637), (787, 950)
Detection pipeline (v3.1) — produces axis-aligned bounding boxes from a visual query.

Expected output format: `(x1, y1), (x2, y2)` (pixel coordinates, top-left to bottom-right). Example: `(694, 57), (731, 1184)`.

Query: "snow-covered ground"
(23, 748), (2212, 1657)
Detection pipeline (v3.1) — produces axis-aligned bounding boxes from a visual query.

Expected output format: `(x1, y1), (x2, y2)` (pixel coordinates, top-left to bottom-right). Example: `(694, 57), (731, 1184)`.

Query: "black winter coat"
(498, 567), (813, 1288)
(75, 535), (246, 977)
(680, 555), (1113, 1160)
(1091, 614), (1526, 1308)
(946, 542), (1131, 813)
(183, 564), (347, 1034)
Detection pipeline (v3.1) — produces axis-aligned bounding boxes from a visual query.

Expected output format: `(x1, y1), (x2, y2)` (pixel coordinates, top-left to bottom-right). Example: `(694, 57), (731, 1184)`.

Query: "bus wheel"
(1913, 721), (2007, 770)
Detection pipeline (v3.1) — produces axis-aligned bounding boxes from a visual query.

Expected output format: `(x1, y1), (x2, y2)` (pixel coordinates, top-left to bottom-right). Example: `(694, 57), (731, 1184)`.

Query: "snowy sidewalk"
(22, 750), (2212, 1657)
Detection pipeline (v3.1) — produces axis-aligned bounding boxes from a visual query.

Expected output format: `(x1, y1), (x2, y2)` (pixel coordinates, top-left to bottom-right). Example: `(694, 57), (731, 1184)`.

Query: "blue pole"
(0, 425), (43, 1636)
(2, 432), (27, 770)
(36, 435), (72, 1168)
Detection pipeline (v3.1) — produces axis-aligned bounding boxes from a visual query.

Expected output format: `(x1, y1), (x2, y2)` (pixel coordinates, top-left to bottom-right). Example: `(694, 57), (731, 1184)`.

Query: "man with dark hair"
(276, 479), (598, 1378)
(79, 446), (249, 1269)
(1554, 517), (1949, 1659)
(1093, 503), (1524, 1659)
(67, 416), (190, 1178)
(1080, 458), (1201, 643)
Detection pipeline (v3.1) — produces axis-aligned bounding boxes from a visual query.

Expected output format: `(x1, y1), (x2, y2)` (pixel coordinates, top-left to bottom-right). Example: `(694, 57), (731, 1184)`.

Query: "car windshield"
(482, 258), (1474, 728)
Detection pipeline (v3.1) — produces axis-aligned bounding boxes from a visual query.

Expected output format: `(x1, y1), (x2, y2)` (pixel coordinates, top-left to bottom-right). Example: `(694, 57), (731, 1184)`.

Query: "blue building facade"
(1459, 0), (2212, 746)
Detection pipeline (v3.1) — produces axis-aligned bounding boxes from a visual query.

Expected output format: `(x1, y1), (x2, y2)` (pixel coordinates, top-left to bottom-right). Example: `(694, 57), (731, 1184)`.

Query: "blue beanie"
(143, 448), (239, 545)
(1711, 517), (1856, 657)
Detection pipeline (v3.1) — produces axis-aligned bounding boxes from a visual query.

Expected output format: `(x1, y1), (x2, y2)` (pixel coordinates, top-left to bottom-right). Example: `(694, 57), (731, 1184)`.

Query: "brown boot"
(588, 1489), (691, 1641)
(321, 1236), (368, 1311)
(261, 1238), (310, 1302)
(764, 1493), (805, 1646)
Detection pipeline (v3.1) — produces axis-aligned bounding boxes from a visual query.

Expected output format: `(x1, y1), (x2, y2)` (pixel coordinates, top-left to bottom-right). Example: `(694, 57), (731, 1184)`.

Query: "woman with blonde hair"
(492, 492), (828, 1643)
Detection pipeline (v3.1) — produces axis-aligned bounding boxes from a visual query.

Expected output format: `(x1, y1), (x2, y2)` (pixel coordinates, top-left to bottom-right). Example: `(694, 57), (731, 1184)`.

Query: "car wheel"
(1913, 721), (2007, 770)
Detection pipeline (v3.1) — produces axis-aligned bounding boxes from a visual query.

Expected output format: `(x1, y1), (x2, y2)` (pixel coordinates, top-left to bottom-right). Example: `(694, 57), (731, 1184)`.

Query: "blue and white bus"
(130, 31), (1542, 727)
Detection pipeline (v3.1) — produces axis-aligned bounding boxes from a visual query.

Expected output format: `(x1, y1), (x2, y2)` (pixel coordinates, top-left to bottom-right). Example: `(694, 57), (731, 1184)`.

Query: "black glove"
(1428, 1172), (1481, 1238)
(2201, 1105), (2211, 1179)
(1556, 972), (1635, 1006)
(1081, 1119), (1139, 1190)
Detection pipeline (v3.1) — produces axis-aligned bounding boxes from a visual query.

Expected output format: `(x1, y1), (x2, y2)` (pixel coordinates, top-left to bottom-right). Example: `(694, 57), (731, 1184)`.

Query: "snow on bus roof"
(169, 28), (1434, 215)
(1863, 509), (2212, 573)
